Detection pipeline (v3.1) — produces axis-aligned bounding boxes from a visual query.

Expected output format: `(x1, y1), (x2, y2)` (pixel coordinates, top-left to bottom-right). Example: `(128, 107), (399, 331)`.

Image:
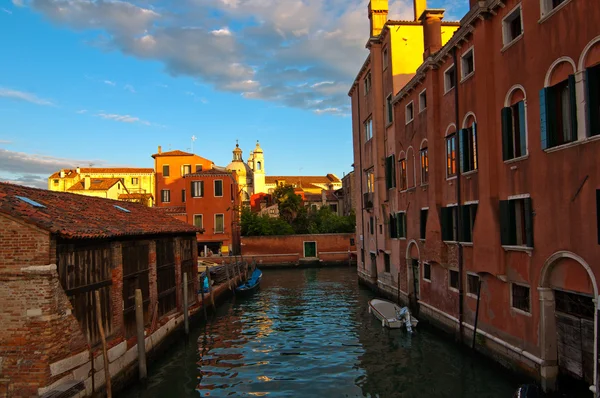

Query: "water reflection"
(122, 267), (520, 398)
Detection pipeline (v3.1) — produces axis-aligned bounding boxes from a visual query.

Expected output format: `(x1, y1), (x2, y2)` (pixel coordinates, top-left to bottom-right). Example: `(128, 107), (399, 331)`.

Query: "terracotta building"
(350, 0), (600, 394)
(48, 167), (155, 206)
(0, 182), (199, 396)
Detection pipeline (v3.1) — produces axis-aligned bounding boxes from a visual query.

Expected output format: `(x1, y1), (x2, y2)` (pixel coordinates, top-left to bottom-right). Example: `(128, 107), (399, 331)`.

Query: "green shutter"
(540, 88), (550, 150)
(518, 101), (527, 155)
(501, 107), (513, 161)
(586, 65), (600, 137)
(524, 198), (534, 248)
(568, 74), (578, 141)
(499, 200), (511, 245)
(389, 214), (397, 238)
(459, 128), (469, 172)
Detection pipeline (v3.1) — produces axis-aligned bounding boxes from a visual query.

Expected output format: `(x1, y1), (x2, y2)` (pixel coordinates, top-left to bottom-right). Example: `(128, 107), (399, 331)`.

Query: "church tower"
(252, 140), (266, 195)
(226, 141), (250, 203)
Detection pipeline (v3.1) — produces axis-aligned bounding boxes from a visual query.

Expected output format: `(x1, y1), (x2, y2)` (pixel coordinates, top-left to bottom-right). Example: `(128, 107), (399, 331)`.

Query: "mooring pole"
(94, 290), (111, 398)
(472, 279), (482, 350)
(183, 273), (189, 335)
(135, 289), (147, 381)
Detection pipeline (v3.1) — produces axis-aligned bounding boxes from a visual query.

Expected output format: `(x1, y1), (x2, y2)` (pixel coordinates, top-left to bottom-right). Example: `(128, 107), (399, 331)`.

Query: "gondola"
(235, 268), (262, 296)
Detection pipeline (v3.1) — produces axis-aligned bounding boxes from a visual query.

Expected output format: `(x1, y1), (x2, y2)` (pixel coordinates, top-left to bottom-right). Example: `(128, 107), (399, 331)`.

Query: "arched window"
(579, 36), (600, 137)
(541, 57), (577, 149)
(257, 161), (262, 171)
(419, 139), (429, 185)
(501, 85), (528, 160)
(398, 151), (407, 191)
(445, 124), (457, 178)
(460, 114), (478, 173)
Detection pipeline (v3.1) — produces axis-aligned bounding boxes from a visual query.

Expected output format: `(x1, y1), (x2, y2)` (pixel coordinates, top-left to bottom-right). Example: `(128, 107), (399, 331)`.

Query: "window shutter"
(586, 66), (600, 137)
(524, 198), (534, 248)
(499, 200), (511, 245)
(539, 88), (550, 149)
(568, 74), (578, 141)
(517, 101), (527, 155)
(501, 107), (514, 160)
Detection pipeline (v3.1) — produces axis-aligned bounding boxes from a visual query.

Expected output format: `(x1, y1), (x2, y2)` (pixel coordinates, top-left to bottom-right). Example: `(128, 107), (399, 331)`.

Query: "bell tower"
(252, 140), (266, 195)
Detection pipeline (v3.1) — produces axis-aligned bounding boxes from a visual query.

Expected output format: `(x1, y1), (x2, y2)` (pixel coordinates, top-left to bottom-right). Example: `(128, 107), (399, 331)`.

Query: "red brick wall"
(241, 233), (356, 265)
(0, 214), (52, 269)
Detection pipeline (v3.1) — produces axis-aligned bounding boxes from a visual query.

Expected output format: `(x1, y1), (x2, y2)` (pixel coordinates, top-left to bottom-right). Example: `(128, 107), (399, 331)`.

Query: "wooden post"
(200, 274), (207, 319)
(206, 266), (216, 311)
(94, 290), (111, 398)
(183, 273), (189, 335)
(224, 261), (231, 290)
(135, 289), (147, 381)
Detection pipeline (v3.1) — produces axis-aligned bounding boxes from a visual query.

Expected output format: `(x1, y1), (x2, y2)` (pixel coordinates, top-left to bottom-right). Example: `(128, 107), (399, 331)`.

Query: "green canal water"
(121, 267), (523, 397)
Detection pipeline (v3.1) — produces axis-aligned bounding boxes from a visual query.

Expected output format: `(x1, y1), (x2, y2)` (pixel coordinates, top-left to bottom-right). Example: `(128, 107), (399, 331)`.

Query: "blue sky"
(0, 0), (467, 188)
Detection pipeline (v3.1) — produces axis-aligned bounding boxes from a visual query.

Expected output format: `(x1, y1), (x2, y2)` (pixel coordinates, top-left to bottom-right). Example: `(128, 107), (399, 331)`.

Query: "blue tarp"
(237, 268), (262, 290)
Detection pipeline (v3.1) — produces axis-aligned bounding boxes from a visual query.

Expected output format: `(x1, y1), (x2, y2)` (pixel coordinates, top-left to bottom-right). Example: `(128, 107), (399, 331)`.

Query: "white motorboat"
(368, 298), (419, 332)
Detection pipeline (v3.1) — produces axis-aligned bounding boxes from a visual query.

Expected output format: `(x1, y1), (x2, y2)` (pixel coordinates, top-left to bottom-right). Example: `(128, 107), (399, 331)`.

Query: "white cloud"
(104, 80), (116, 86)
(2, 8), (13, 14)
(11, 0), (23, 7)
(97, 113), (147, 124)
(76, 109), (87, 114)
(211, 28), (232, 36)
(0, 87), (54, 106)
(124, 84), (136, 93)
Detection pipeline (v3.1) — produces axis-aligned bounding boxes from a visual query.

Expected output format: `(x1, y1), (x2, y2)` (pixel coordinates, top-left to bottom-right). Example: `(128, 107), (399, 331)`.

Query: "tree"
(240, 206), (294, 236)
(272, 184), (302, 224)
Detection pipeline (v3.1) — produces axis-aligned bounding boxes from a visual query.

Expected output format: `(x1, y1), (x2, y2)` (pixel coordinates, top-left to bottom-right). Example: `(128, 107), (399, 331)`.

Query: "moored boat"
(235, 268), (262, 295)
(368, 298), (418, 332)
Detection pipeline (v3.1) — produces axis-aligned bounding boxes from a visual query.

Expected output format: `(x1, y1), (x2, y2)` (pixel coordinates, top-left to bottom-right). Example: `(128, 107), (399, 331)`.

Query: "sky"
(0, 0), (467, 189)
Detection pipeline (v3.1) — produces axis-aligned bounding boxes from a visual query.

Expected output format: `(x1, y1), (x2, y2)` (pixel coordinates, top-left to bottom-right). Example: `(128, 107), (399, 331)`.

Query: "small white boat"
(368, 298), (419, 332)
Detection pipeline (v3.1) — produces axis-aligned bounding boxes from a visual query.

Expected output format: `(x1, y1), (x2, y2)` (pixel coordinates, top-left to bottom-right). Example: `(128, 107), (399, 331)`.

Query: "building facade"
(350, 0), (600, 394)
(48, 167), (155, 206)
(339, 171), (356, 216)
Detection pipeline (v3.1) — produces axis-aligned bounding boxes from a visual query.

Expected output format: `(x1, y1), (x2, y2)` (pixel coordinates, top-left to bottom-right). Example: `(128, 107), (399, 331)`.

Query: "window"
(386, 94), (393, 124)
(502, 5), (522, 46)
(366, 169), (375, 193)
(449, 269), (459, 290)
(130, 178), (138, 185)
(330, 203), (338, 213)
(396, 212), (407, 238)
(370, 216), (374, 235)
(461, 48), (475, 79)
(420, 147), (429, 184)
(193, 214), (203, 228)
(53, 179), (59, 185)
(419, 90), (427, 112)
(181, 189), (186, 203)
(191, 181), (204, 198)
(446, 133), (457, 177)
(383, 47), (389, 70)
(385, 155), (396, 189)
(459, 123), (478, 172)
(420, 208), (428, 240)
(501, 100), (527, 160)
(540, 76), (577, 149)
(405, 101), (414, 124)
(541, 0), (567, 17)
(441, 206), (458, 242)
(499, 197), (533, 247)
(384, 253), (390, 273)
(444, 65), (456, 93)
(214, 180), (223, 197)
(195, 164), (203, 172)
(371, 253), (377, 272)
(215, 214), (225, 233)
(364, 71), (372, 95)
(364, 118), (373, 141)
(182, 164), (191, 176)
(399, 157), (407, 190)
(511, 283), (530, 313)
(161, 189), (170, 203)
(162, 165), (170, 177)
(460, 203), (478, 243)
(586, 63), (600, 137)
(467, 274), (480, 296)
(423, 263), (431, 281)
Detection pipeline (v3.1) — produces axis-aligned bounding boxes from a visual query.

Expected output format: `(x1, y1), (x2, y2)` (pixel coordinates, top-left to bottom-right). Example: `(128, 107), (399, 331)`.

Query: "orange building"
(350, 0), (600, 394)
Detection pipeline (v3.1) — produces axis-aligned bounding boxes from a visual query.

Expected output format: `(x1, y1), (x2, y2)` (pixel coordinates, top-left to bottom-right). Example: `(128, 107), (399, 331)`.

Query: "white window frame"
(466, 272), (480, 298)
(448, 268), (459, 293)
(214, 179), (223, 197)
(502, 4), (523, 48)
(161, 189), (170, 203)
(510, 282), (532, 316)
(422, 262), (431, 283)
(539, 0), (571, 21)
(193, 214), (203, 229)
(419, 89), (427, 113)
(460, 47), (475, 81)
(214, 213), (225, 234)
(405, 101), (414, 124)
(191, 181), (204, 198)
(364, 117), (373, 142)
(444, 64), (456, 94)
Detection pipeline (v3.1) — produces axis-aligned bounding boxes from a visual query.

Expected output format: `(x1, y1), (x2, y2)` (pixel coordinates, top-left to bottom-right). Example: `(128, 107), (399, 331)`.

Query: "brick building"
(350, 0), (600, 394)
(0, 182), (199, 396)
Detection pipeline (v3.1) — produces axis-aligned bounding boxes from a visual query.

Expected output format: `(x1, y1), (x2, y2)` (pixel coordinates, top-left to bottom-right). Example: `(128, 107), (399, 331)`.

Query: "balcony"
(363, 192), (374, 209)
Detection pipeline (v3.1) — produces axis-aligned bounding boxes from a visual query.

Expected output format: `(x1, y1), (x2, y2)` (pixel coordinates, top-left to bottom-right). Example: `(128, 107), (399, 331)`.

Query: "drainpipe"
(452, 46), (464, 343)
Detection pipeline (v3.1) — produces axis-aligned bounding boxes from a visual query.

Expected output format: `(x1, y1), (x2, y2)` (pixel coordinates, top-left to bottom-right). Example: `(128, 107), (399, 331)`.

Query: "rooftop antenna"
(191, 135), (197, 153)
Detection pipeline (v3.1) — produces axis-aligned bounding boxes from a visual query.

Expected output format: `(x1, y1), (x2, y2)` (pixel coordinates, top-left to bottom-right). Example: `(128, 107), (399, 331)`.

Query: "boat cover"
(238, 268), (262, 290)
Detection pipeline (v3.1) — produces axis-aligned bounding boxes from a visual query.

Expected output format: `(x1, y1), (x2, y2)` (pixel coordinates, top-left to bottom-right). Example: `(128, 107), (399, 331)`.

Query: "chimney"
(420, 9), (445, 60)
(321, 190), (327, 205)
(59, 170), (65, 178)
(158, 145), (162, 154)
(84, 175), (91, 190)
(76, 167), (81, 174)
(414, 0), (427, 21)
(368, 0), (388, 37)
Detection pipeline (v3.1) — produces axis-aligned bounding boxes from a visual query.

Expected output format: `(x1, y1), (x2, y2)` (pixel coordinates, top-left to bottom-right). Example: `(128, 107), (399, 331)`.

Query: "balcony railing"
(363, 192), (374, 209)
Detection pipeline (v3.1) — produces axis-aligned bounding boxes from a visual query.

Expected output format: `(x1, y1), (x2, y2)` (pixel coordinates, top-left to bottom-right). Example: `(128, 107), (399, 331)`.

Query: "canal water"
(122, 267), (523, 397)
